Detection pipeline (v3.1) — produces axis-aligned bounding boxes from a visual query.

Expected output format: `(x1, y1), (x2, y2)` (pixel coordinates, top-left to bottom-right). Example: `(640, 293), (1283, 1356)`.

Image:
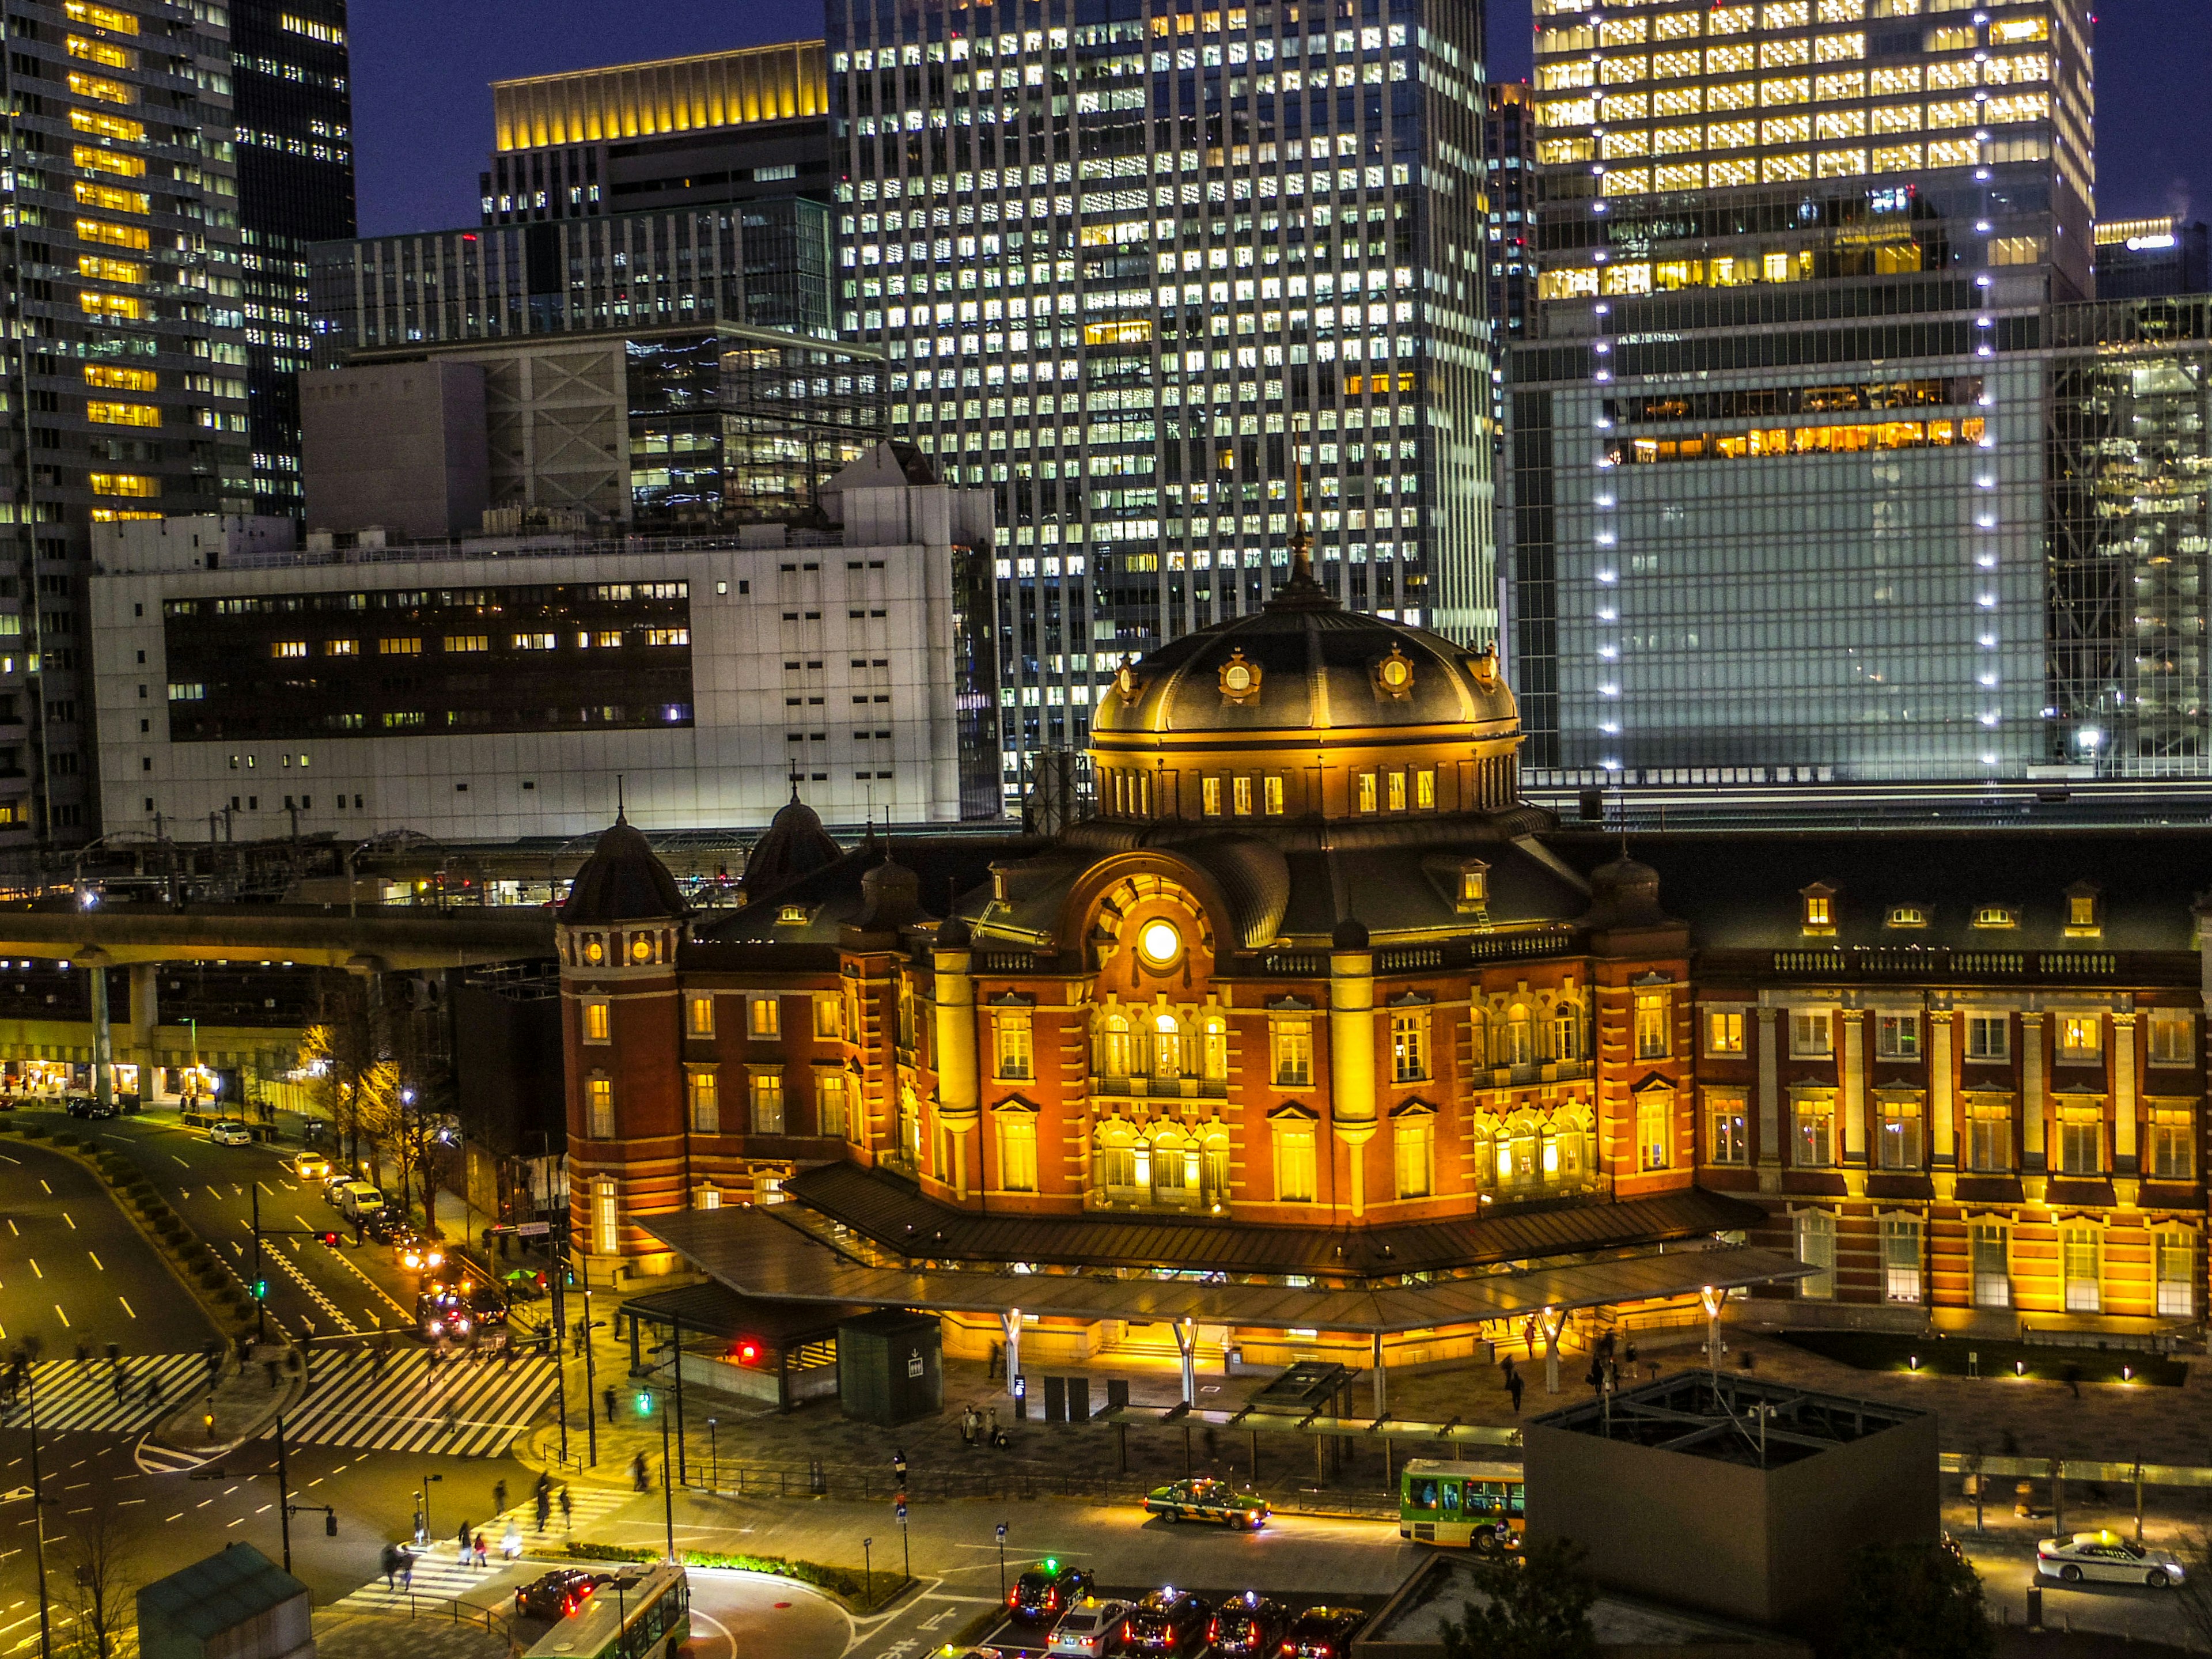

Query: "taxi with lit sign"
(1007, 1557), (1094, 1623)
(415, 1270), (507, 1341)
(1141, 1476), (1271, 1529)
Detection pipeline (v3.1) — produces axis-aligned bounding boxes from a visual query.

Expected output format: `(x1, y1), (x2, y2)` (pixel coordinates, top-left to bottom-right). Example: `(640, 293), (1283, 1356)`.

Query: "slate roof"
(557, 815), (689, 926)
(782, 1160), (1765, 1281)
(137, 1543), (306, 1642)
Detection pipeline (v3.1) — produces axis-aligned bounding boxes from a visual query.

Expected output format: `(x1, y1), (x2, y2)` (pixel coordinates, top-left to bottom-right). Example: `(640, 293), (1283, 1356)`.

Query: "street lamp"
(415, 1472), (443, 1547)
(707, 1418), (718, 1493)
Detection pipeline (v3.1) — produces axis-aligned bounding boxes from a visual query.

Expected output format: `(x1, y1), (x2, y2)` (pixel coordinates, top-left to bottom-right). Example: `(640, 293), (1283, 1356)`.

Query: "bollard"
(2025, 1581), (2042, 1632)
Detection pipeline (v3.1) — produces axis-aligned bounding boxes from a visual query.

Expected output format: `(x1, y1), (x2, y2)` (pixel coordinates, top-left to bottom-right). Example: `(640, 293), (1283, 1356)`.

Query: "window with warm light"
(1797, 1209), (1836, 1299)
(995, 1011), (1033, 1081)
(592, 1178), (618, 1255)
(1636, 1089), (1672, 1171)
(1706, 1010), (1745, 1056)
(74, 180), (148, 215)
(1263, 775), (1285, 815)
(1634, 988), (1671, 1059)
(1272, 1018), (1312, 1088)
(686, 1069), (718, 1134)
(813, 997), (844, 1040)
(1136, 918), (1182, 968)
(1707, 1092), (1748, 1164)
(1152, 1013), (1183, 1080)
(1202, 777), (1221, 816)
(2156, 1231), (2194, 1317)
(586, 1077), (613, 1138)
(1357, 772), (1378, 813)
(1800, 888), (1834, 931)
(2149, 1009), (2194, 1066)
(2057, 1105), (2101, 1176)
(581, 999), (610, 1043)
(1393, 1113), (1434, 1199)
(2062, 1226), (2101, 1313)
(1274, 1120), (1317, 1202)
(67, 71), (134, 105)
(2150, 1107), (2195, 1182)
(1876, 1096), (1922, 1169)
(749, 1072), (785, 1135)
(685, 994), (714, 1039)
(81, 291), (145, 322)
(1387, 771), (1407, 812)
(749, 997), (781, 1039)
(73, 145), (143, 177)
(1965, 1098), (2011, 1172)
(998, 1112), (1038, 1192)
(1201, 1016), (1228, 1081)
(817, 1073), (849, 1139)
(1414, 770), (1435, 809)
(76, 216), (147, 250)
(2057, 1015), (2101, 1062)
(1232, 775), (1253, 816)
(1794, 1093), (1835, 1167)
(78, 255), (143, 283)
(1391, 1010), (1429, 1083)
(66, 2), (140, 35)
(84, 362), (153, 391)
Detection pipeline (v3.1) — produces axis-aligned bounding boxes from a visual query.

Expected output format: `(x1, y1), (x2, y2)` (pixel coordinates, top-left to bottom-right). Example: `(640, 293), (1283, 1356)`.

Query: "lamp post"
(996, 1521), (1007, 1600)
(415, 1472), (442, 1547)
(578, 1249), (598, 1467)
(707, 1418), (718, 1493)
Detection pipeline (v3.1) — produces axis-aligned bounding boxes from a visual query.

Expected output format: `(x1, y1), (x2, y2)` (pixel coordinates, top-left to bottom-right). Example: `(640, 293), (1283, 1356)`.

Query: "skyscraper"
(0, 0), (253, 846)
(2094, 218), (2210, 303)
(827, 0), (1495, 809)
(229, 1), (354, 521)
(1509, 0), (2093, 785)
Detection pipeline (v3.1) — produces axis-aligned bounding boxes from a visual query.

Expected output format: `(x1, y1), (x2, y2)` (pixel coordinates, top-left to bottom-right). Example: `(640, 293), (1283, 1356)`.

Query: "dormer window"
(1800, 884), (1836, 935)
(1886, 905), (1927, 930)
(1972, 905), (2018, 930)
(777, 904), (809, 925)
(2064, 881), (2103, 938)
(1457, 861), (1490, 912)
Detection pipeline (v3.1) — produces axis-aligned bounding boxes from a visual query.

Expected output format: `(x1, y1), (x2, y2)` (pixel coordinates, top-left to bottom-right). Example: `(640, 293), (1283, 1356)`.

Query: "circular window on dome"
(583, 938), (605, 965)
(1136, 918), (1183, 968)
(630, 934), (656, 964)
(1373, 646), (1415, 702)
(1218, 647), (1262, 706)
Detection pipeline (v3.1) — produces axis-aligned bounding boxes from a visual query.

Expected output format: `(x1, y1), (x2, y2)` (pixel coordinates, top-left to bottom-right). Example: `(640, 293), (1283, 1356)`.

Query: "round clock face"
(584, 940), (605, 965)
(1137, 918), (1183, 968)
(630, 935), (655, 963)
(1224, 663), (1252, 693)
(1381, 657), (1411, 690)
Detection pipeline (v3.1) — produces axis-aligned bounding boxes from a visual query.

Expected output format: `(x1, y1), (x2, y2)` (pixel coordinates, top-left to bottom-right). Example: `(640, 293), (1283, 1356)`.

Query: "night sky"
(353, 1), (2209, 237)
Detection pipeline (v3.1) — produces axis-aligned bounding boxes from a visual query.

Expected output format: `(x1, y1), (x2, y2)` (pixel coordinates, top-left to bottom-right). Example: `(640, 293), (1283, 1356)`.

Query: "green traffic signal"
(635, 1391), (653, 1416)
(252, 1279), (268, 1300)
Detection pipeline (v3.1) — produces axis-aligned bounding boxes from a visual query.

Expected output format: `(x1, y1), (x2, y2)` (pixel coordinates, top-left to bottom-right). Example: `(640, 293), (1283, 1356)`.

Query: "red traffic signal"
(317, 1231), (342, 1247)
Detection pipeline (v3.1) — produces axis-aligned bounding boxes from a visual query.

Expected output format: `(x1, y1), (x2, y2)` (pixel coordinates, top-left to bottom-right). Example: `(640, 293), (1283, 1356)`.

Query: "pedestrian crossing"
(326, 1483), (634, 1616)
(0, 1353), (210, 1435)
(282, 1347), (562, 1458)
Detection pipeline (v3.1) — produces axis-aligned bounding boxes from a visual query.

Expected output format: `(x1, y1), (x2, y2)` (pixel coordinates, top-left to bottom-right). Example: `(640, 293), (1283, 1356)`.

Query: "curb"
(143, 1355), (309, 1466)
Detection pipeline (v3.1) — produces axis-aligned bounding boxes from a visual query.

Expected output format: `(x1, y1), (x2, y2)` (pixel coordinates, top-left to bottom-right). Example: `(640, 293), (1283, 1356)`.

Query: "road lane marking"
(164, 1513), (180, 1522)
(257, 1183), (274, 1195)
(85, 1254), (99, 1271)
(60, 1215), (72, 1231)
(36, 1183), (48, 1196)
(118, 1299), (134, 1319)
(170, 1156), (188, 1168)
(25, 1262), (37, 1281)
(52, 1307), (67, 1329)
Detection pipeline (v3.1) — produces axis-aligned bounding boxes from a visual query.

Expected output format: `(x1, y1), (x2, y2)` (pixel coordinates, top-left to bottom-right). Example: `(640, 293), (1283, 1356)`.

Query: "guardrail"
(378, 1593), (506, 1635)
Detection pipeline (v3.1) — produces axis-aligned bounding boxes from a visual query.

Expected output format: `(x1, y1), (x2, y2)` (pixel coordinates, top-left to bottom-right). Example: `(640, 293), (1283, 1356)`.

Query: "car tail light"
(1009, 1589), (1020, 1605)
(1208, 1620), (1219, 1641)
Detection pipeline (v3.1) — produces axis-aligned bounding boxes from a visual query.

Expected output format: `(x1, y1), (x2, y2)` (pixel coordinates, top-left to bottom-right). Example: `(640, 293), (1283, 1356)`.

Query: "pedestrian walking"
(1508, 1371), (1524, 1414)
(892, 1446), (908, 1484)
(603, 1384), (618, 1424)
(111, 1370), (126, 1404)
(104, 1342), (119, 1372)
(573, 1319), (588, 1358)
(559, 1486), (573, 1531)
(442, 1406), (460, 1441)
(75, 1342), (89, 1374)
(501, 1520), (521, 1561)
(380, 1543), (399, 1590)
(632, 1452), (650, 1493)
(473, 1532), (488, 1570)
(536, 1486), (552, 1533)
(1523, 1315), (1539, 1357)
(263, 1358), (279, 1391)
(493, 1478), (507, 1517)
(960, 1403), (976, 1446)
(456, 1520), (472, 1566)
(398, 1547), (415, 1591)
(143, 1376), (163, 1408)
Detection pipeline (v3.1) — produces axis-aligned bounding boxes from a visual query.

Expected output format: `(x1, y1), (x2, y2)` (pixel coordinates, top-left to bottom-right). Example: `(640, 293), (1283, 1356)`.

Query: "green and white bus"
(1399, 1459), (1526, 1552)
(524, 1563), (691, 1659)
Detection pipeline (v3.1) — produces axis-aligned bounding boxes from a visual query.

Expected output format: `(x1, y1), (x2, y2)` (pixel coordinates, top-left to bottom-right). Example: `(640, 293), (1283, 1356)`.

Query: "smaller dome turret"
(1331, 914), (1371, 951)
(740, 789), (843, 903)
(559, 813), (688, 926)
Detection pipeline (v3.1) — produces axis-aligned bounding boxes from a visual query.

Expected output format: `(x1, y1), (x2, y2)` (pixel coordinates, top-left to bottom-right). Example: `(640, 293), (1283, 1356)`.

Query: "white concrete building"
(88, 446), (995, 842)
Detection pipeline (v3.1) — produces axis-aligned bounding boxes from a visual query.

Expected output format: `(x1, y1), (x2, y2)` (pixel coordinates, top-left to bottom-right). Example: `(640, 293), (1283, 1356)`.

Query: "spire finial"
(615, 775), (627, 825)
(1287, 451), (1314, 584)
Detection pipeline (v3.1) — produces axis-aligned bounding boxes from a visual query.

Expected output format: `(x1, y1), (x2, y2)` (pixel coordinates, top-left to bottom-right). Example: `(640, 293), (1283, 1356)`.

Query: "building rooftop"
(493, 40), (827, 153)
(1532, 1374), (1926, 1471)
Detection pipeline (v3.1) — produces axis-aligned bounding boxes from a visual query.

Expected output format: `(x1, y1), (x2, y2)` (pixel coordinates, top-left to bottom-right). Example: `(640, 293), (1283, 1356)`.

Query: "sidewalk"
(140, 1342), (305, 1470)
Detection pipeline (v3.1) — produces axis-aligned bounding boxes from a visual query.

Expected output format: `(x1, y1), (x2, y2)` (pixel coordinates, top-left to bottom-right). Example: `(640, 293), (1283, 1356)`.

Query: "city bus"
(1399, 1459), (1526, 1553)
(524, 1563), (690, 1659)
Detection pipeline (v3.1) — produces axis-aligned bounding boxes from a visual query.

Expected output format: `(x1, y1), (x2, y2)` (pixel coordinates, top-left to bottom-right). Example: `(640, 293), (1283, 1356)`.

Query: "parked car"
(207, 1120), (253, 1147)
(1047, 1598), (1135, 1658)
(1282, 1607), (1369, 1659)
(1209, 1591), (1291, 1657)
(291, 1152), (331, 1183)
(63, 1094), (115, 1120)
(332, 1180), (385, 1222)
(360, 1209), (407, 1243)
(1121, 1587), (1210, 1655)
(392, 1230), (445, 1272)
(1141, 1476), (1271, 1529)
(514, 1568), (611, 1620)
(1008, 1559), (1094, 1624)
(2037, 1531), (2185, 1588)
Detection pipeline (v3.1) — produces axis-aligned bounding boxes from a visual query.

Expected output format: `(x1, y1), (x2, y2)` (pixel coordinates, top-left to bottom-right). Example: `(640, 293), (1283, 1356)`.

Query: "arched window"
(1101, 1013), (1131, 1078)
(1201, 1016), (1228, 1081)
(1153, 1127), (1190, 1199)
(1469, 1007), (1488, 1070)
(1491, 1127), (1514, 1185)
(1553, 1002), (1582, 1063)
(1199, 1125), (1230, 1203)
(1094, 1123), (1137, 1194)
(1153, 1013), (1184, 1080)
(1504, 1004), (1534, 1067)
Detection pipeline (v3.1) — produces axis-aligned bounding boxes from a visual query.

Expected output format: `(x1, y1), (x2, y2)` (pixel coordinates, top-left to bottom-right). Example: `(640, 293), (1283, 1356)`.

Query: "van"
(334, 1180), (386, 1222)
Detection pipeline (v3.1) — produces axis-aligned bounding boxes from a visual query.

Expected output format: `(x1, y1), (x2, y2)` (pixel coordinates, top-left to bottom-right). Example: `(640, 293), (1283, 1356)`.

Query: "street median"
(556, 1541), (914, 1615)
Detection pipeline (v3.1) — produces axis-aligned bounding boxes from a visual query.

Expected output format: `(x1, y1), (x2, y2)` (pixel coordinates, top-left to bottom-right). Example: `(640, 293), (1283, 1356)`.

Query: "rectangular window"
(1881, 1215), (1922, 1304)
(1876, 1096), (1922, 1170)
(1966, 1013), (2009, 1061)
(685, 994), (714, 1038)
(1796, 1210), (1836, 1300)
(1391, 1009), (1429, 1083)
(1387, 771), (1407, 812)
(1232, 775), (1253, 816)
(1357, 772), (1378, 812)
(1965, 1099), (2012, 1172)
(998, 1114), (1039, 1192)
(2157, 1232), (2194, 1318)
(2062, 1226), (2101, 1313)
(444, 635), (489, 653)
(813, 997), (845, 1040)
(686, 1070), (719, 1134)
(1637, 1090), (1672, 1171)
(1414, 770), (1434, 809)
(749, 1073), (785, 1135)
(817, 1073), (849, 1140)
(1794, 1094), (1835, 1167)
(592, 1179), (618, 1255)
(2057, 1107), (2101, 1176)
(1272, 1018), (1313, 1087)
(1202, 777), (1222, 816)
(1275, 1122), (1317, 1201)
(2148, 1009), (2194, 1066)
(378, 637), (421, 656)
(2150, 1107), (2195, 1181)
(1393, 1115), (1434, 1199)
(1706, 1010), (1745, 1055)
(1263, 775), (1285, 815)
(995, 1011), (1033, 1081)
(1971, 1222), (2010, 1308)
(2058, 1014), (2101, 1061)
(1790, 1010), (1833, 1058)
(1875, 1014), (1919, 1059)
(1707, 1092), (1748, 1164)
(1634, 988), (1671, 1059)
(86, 400), (158, 426)
(586, 1077), (613, 1139)
(582, 998), (610, 1043)
(749, 997), (781, 1039)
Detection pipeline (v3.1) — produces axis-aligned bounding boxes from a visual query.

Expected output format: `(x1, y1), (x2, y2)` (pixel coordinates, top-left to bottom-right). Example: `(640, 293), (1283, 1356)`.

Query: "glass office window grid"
(829, 0), (1494, 806)
(2045, 298), (2212, 776)
(0, 0), (255, 843)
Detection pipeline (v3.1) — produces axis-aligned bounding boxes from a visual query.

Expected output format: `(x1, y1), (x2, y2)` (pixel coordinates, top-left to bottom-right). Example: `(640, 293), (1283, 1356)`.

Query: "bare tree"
(58, 1495), (136, 1659)
(2172, 1529), (2212, 1652)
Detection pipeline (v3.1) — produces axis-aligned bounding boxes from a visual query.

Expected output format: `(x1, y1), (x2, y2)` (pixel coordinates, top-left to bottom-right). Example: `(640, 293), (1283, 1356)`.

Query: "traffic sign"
(895, 1499), (907, 1523)
(514, 1221), (552, 1236)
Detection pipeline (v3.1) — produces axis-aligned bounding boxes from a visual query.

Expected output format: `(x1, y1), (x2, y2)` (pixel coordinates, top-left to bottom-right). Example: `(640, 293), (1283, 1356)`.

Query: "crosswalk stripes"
(325, 1482), (635, 1616)
(1, 1353), (208, 1436)
(283, 1348), (561, 1457)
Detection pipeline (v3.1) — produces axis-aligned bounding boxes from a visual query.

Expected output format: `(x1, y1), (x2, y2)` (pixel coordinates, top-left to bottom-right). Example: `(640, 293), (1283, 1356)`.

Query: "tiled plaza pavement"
(528, 1313), (2212, 1507)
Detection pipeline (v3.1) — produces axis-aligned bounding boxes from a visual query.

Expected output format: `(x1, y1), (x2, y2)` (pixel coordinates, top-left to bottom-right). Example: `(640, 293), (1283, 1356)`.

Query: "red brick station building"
(555, 551), (2212, 1397)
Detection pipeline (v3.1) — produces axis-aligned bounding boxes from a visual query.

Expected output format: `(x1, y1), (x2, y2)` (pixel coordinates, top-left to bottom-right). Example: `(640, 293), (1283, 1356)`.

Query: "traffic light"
(252, 1279), (268, 1301)
(324, 1512), (338, 1537)
(635, 1390), (653, 1417)
(317, 1232), (340, 1247)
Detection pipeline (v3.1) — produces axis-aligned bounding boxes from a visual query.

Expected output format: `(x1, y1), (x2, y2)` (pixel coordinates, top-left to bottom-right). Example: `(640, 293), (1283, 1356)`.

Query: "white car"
(2037, 1530), (2185, 1588)
(207, 1120), (253, 1147)
(1048, 1599), (1137, 1658)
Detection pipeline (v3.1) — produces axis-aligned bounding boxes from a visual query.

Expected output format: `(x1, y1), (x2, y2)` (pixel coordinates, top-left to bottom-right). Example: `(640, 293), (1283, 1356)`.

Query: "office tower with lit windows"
(1482, 83), (1536, 348)
(2095, 218), (2210, 303)
(828, 0), (1495, 808)
(1507, 0), (2093, 785)
(0, 0), (253, 844)
(229, 0), (353, 521)
(479, 44), (833, 226)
